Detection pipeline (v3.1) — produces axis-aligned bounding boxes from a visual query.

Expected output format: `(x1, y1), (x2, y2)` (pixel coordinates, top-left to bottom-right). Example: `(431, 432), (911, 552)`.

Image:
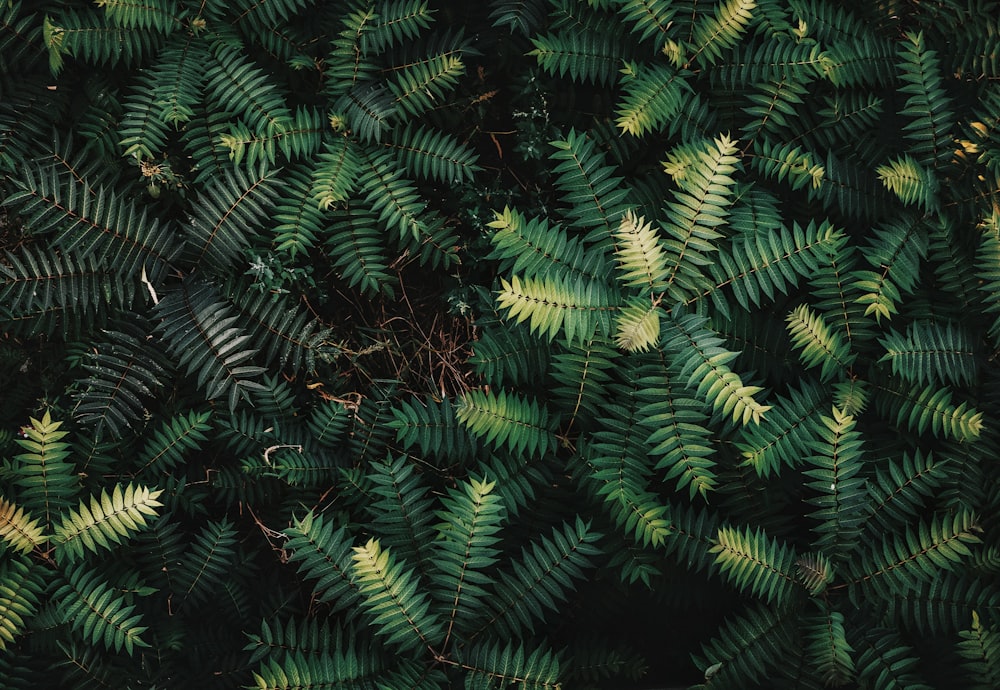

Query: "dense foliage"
(2, 0), (1000, 688)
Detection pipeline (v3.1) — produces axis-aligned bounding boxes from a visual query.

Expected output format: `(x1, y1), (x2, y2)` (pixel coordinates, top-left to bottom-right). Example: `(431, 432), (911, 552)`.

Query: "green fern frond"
(433, 476), (504, 640)
(749, 138), (825, 191)
(663, 311), (771, 425)
(549, 128), (630, 241)
(736, 380), (825, 477)
(306, 400), (351, 449)
(325, 202), (395, 297)
(350, 537), (443, 653)
(876, 154), (939, 210)
(803, 406), (867, 561)
(957, 611), (1000, 690)
(387, 123), (480, 184)
(795, 551), (835, 597)
(0, 499), (46, 555)
(613, 209), (670, 292)
(486, 206), (589, 280)
(786, 303), (854, 381)
(134, 409), (212, 477)
(694, 602), (795, 688)
(686, 0), (756, 67)
(496, 273), (615, 346)
(0, 558), (43, 652)
(614, 299), (661, 353)
(147, 33), (208, 126)
(173, 518), (239, 608)
(74, 320), (169, 439)
(528, 29), (624, 86)
(366, 454), (436, 571)
(283, 511), (361, 613)
(460, 640), (561, 689)
(616, 0), (677, 51)
(221, 107), (325, 169)
(710, 525), (798, 603)
(117, 72), (170, 161)
(551, 335), (617, 423)
(865, 449), (946, 535)
(54, 563), (150, 654)
(356, 148), (428, 241)
(43, 8), (158, 74)
(95, 0), (181, 31)
(852, 510), (981, 597)
(334, 84), (396, 143)
(478, 517), (601, 638)
(877, 379), (983, 441)
(897, 30), (955, 167)
(363, 0), (434, 53)
(312, 130), (362, 206)
(12, 410), (76, 528)
(740, 77), (809, 142)
(702, 219), (844, 317)
(389, 50), (464, 118)
(878, 320), (977, 387)
(660, 134), (741, 302)
(468, 321), (551, 387)
(204, 43), (292, 138)
(855, 631), (933, 690)
(615, 62), (687, 137)
(851, 215), (928, 322)
(270, 163), (327, 257)
(184, 163), (283, 270)
(155, 279), (267, 411)
(456, 388), (557, 457)
(387, 396), (476, 459)
(52, 483), (163, 563)
(802, 602), (855, 686)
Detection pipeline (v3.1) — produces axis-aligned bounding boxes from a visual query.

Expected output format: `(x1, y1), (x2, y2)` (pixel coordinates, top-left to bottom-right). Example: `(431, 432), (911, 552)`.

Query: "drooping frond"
(52, 483), (163, 563)
(388, 50), (465, 118)
(133, 409), (212, 476)
(386, 396), (476, 460)
(662, 311), (771, 425)
(154, 279), (267, 411)
(802, 602), (855, 687)
(486, 206), (589, 280)
(616, 0), (677, 52)
(613, 299), (661, 353)
(203, 43), (292, 138)
(956, 610), (1000, 690)
(694, 602), (795, 688)
(324, 202), (395, 297)
(350, 537), (443, 653)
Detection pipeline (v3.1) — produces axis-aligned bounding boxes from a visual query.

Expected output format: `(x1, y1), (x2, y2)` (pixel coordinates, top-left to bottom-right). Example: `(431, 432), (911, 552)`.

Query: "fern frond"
(957, 611), (1000, 690)
(134, 409), (212, 477)
(866, 448), (948, 543)
(365, 454), (436, 571)
(74, 320), (169, 439)
(852, 510), (981, 597)
(795, 551), (835, 597)
(283, 511), (360, 613)
(387, 123), (480, 184)
(0, 499), (46, 555)
(614, 299), (660, 353)
(173, 518), (239, 608)
(886, 574), (1000, 636)
(204, 43), (292, 137)
(43, 8), (159, 74)
(528, 29), (624, 86)
(0, 558), (43, 652)
(613, 209), (669, 292)
(803, 406), (867, 562)
(356, 148), (430, 241)
(855, 631), (933, 690)
(222, 107), (325, 169)
(876, 154), (939, 210)
(616, 0), (677, 51)
(694, 602), (795, 688)
(615, 61), (687, 137)
(154, 279), (267, 411)
(460, 640), (561, 689)
(184, 163), (283, 270)
(478, 517), (601, 637)
(735, 380), (824, 477)
(802, 602), (855, 686)
(710, 525), (798, 603)
(117, 71), (170, 161)
(325, 202), (395, 297)
(878, 320), (977, 387)
(749, 138), (825, 191)
(54, 564), (149, 654)
(686, 0), (756, 67)
(549, 128), (630, 241)
(456, 388), (557, 457)
(469, 321), (551, 387)
(785, 303), (854, 381)
(851, 215), (928, 322)
(486, 206), (589, 280)
(350, 537), (443, 653)
(496, 273), (615, 346)
(897, 30), (955, 167)
(660, 134), (741, 302)
(334, 84), (396, 143)
(389, 50), (464, 118)
(306, 400), (351, 449)
(12, 410), (75, 528)
(52, 483), (163, 563)
(433, 476), (505, 640)
(362, 0), (434, 53)
(387, 396), (476, 459)
(147, 33), (208, 126)
(877, 379), (984, 441)
(702, 219), (845, 317)
(662, 311), (771, 425)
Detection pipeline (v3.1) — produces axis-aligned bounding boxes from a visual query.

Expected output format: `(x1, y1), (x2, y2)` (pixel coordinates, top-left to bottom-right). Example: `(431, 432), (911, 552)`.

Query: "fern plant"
(1, 1), (1000, 688)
